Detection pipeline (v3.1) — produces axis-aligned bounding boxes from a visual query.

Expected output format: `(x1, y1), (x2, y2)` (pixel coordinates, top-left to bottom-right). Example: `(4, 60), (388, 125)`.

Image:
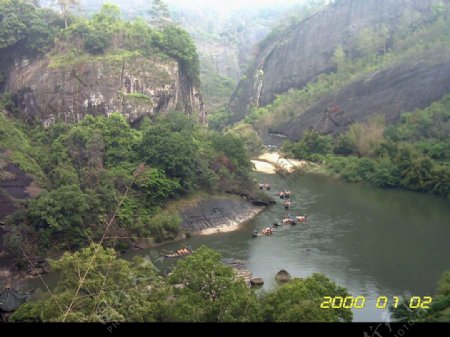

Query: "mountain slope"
(229, 0), (450, 137)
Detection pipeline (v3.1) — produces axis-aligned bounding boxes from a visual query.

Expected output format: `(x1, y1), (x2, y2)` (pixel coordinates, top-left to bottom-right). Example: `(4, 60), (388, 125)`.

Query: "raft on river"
(164, 247), (192, 258)
(282, 214), (307, 225)
(279, 190), (291, 199)
(252, 227), (273, 237)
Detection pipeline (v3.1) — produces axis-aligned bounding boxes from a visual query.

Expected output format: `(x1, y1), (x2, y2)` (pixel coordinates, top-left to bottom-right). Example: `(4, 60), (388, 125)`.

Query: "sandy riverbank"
(252, 151), (310, 174)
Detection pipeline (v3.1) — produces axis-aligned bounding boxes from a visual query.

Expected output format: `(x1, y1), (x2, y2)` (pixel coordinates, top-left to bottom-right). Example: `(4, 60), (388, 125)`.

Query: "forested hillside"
(225, 0), (450, 198)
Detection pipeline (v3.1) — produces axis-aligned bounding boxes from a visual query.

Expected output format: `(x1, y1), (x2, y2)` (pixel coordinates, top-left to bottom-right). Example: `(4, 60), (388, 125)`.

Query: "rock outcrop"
(6, 53), (206, 126)
(229, 0), (450, 131)
(278, 60), (450, 141)
(180, 196), (264, 234)
(275, 269), (292, 283)
(250, 277), (264, 287)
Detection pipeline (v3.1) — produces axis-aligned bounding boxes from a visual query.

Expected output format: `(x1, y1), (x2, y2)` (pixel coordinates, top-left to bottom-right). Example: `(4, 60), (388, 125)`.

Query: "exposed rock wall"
(180, 197), (264, 234)
(230, 0), (447, 123)
(277, 60), (450, 140)
(6, 53), (205, 126)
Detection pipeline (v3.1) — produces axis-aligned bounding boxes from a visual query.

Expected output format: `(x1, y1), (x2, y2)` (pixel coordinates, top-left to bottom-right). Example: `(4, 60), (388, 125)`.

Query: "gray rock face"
(230, 0), (444, 123)
(180, 197), (263, 233)
(250, 277), (264, 286)
(277, 60), (450, 140)
(275, 269), (291, 283)
(7, 54), (206, 126)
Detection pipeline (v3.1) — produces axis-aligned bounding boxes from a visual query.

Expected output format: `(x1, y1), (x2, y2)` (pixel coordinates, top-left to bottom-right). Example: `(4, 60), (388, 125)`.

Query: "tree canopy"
(11, 245), (354, 322)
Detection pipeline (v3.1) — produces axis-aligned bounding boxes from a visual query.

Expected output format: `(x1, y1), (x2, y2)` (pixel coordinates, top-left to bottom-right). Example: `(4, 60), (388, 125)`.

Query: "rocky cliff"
(229, 0), (450, 127)
(278, 60), (450, 141)
(6, 52), (206, 126)
(180, 197), (264, 235)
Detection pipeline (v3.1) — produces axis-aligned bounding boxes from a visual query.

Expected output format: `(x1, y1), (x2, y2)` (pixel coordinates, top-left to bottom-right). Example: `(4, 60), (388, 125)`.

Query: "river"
(25, 172), (450, 322)
(128, 172), (450, 321)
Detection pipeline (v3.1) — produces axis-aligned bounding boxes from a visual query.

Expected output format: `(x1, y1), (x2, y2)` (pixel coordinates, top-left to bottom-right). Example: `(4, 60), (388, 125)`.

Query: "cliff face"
(278, 60), (450, 141)
(230, 0), (447, 124)
(6, 53), (206, 126)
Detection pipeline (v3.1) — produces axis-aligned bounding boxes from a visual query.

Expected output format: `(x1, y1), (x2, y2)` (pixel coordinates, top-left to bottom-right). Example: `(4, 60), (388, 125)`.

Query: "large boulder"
(275, 269), (291, 283)
(250, 277), (264, 287)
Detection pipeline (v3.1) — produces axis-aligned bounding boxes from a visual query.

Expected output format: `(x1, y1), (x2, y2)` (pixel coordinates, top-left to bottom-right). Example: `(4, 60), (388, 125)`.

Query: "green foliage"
(148, 211), (182, 242)
(156, 25), (200, 86)
(226, 122), (263, 155)
(6, 3), (201, 86)
(332, 45), (346, 74)
(27, 184), (90, 249)
(140, 123), (198, 193)
(279, 95), (450, 198)
(210, 132), (254, 185)
(246, 73), (343, 131)
(283, 130), (332, 162)
(207, 108), (232, 131)
(260, 273), (353, 322)
(11, 244), (169, 322)
(11, 243), (355, 322)
(0, 110), (46, 183)
(84, 29), (110, 54)
(385, 95), (450, 160)
(1, 109), (254, 255)
(148, 0), (171, 28)
(201, 70), (236, 111)
(356, 24), (390, 60)
(134, 167), (180, 207)
(390, 270), (450, 322)
(243, 4), (450, 134)
(0, 0), (63, 54)
(167, 246), (262, 322)
(335, 117), (386, 157)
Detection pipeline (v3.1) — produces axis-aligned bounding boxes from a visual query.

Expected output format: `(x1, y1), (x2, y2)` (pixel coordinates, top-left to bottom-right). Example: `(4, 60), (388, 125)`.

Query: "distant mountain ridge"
(229, 0), (450, 141)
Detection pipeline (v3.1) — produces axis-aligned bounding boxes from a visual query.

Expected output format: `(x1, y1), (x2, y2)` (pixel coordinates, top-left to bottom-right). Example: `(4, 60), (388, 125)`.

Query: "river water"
(128, 172), (450, 321)
(25, 173), (450, 321)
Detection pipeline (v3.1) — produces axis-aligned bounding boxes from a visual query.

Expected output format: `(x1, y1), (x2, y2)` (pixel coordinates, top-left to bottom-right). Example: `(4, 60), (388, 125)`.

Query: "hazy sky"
(165, 0), (306, 13)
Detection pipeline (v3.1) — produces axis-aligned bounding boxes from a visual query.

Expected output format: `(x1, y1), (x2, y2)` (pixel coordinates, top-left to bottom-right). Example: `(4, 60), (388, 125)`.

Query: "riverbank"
(252, 151), (323, 175)
(0, 191), (271, 285)
(168, 193), (266, 236)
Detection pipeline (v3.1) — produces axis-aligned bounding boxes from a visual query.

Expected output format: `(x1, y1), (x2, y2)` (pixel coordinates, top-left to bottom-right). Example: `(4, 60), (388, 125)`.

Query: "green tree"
(148, 0), (171, 28)
(357, 24), (390, 63)
(10, 244), (171, 322)
(260, 273), (353, 322)
(211, 133), (253, 178)
(390, 271), (450, 322)
(332, 45), (346, 75)
(55, 0), (80, 29)
(139, 123), (198, 192)
(0, 0), (62, 53)
(134, 167), (180, 206)
(157, 25), (200, 86)
(167, 246), (262, 322)
(27, 184), (90, 248)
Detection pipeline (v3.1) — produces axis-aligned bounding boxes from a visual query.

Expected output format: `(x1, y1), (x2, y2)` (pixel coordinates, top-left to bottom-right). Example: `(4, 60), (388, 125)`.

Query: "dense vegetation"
(1, 110), (253, 257)
(10, 243), (450, 322)
(282, 95), (450, 198)
(10, 245), (353, 322)
(0, 1), (200, 85)
(231, 1), (450, 198)
(389, 270), (450, 322)
(243, 2), (450, 132)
